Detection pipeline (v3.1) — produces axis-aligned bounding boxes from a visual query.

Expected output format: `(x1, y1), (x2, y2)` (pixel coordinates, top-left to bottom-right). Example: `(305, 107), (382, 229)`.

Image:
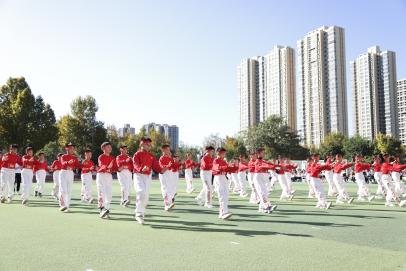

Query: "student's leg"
(217, 176), (230, 217)
(21, 169), (33, 201)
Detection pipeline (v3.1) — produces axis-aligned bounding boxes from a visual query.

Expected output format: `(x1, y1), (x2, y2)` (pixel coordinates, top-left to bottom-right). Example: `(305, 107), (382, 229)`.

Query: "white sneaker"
(22, 199), (28, 205)
(402, 193), (406, 198)
(64, 208), (70, 213)
(6, 198), (12, 204)
(164, 205), (170, 211)
(59, 206), (67, 212)
(100, 209), (109, 218)
(0, 197), (5, 203)
(347, 198), (354, 204)
(204, 203), (213, 209)
(135, 216), (144, 225)
(368, 195), (375, 202)
(221, 213), (232, 220)
(385, 203), (394, 207)
(271, 205), (278, 212)
(288, 195), (294, 201)
(326, 202), (332, 209)
(357, 197), (366, 201)
(399, 200), (406, 207)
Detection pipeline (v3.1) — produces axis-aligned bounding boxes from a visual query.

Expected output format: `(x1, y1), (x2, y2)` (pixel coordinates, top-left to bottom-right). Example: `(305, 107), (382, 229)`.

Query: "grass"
(0, 179), (405, 271)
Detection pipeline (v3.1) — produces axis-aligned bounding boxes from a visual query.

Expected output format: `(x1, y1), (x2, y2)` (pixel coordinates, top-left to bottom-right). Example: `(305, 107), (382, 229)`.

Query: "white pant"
(117, 169), (132, 202)
(52, 170), (60, 197)
(382, 174), (396, 204)
(247, 172), (259, 203)
(284, 172), (294, 192)
(214, 175), (230, 216)
(391, 172), (405, 196)
(230, 173), (240, 192)
(354, 172), (370, 198)
(253, 173), (272, 209)
(333, 173), (350, 201)
(21, 168), (34, 200)
(324, 170), (337, 196)
(134, 173), (152, 217)
(81, 172), (93, 201)
(278, 173), (291, 199)
(96, 173), (113, 210)
(374, 172), (385, 196)
(269, 171), (278, 190)
(59, 170), (74, 208)
(310, 177), (327, 207)
(0, 168), (15, 199)
(237, 171), (247, 195)
(35, 169), (46, 194)
(197, 170), (213, 205)
(159, 171), (175, 207)
(184, 168), (194, 192)
(306, 173), (315, 197)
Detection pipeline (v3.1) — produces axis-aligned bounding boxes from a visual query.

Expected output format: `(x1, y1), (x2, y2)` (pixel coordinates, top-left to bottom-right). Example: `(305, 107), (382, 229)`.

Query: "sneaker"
(34, 191), (38, 197)
(326, 202), (332, 209)
(271, 205), (278, 212)
(402, 193), (406, 198)
(100, 209), (109, 219)
(164, 205), (170, 211)
(204, 203), (213, 209)
(368, 195), (375, 202)
(168, 203), (175, 210)
(6, 198), (12, 204)
(88, 198), (95, 204)
(59, 206), (67, 212)
(288, 195), (294, 201)
(135, 216), (144, 225)
(357, 197), (366, 201)
(124, 200), (130, 207)
(385, 203), (394, 207)
(64, 208), (70, 213)
(221, 213), (232, 220)
(22, 199), (28, 205)
(399, 200), (406, 207)
(347, 198), (354, 204)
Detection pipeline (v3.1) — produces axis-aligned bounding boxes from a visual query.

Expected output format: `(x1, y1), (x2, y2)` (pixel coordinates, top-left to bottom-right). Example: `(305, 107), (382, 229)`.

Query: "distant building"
(143, 123), (179, 150)
(398, 79), (406, 144)
(118, 124), (136, 138)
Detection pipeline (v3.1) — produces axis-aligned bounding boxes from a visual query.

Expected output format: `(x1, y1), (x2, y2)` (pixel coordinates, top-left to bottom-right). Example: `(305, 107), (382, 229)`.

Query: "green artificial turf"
(0, 179), (405, 271)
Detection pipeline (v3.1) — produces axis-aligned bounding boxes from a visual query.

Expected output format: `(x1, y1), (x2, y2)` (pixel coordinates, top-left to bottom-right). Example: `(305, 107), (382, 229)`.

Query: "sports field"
(0, 180), (405, 271)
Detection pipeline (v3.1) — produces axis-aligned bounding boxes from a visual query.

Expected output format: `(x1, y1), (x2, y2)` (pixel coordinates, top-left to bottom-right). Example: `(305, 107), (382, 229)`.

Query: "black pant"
(14, 173), (22, 192)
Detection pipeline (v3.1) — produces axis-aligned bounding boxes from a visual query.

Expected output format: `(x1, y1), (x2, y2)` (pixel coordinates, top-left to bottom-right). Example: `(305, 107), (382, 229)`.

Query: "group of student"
(1, 138), (406, 225)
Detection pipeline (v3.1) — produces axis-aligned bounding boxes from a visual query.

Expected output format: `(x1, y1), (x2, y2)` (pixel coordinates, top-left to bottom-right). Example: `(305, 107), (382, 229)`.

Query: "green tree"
(149, 129), (170, 158)
(373, 133), (404, 157)
(177, 143), (201, 162)
(223, 136), (247, 160)
(202, 133), (225, 149)
(343, 135), (374, 160)
(0, 77), (57, 150)
(41, 141), (63, 164)
(319, 133), (346, 157)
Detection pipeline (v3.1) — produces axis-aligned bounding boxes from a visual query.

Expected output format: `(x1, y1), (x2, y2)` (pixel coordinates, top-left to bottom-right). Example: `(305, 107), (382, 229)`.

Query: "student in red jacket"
(247, 152), (260, 204)
(353, 155), (374, 202)
(237, 154), (249, 198)
(116, 145), (133, 207)
(184, 153), (198, 193)
(133, 137), (166, 224)
(372, 155), (385, 198)
(170, 154), (182, 205)
(305, 157), (315, 198)
(381, 154), (406, 207)
(21, 147), (35, 205)
(34, 152), (48, 198)
(50, 153), (63, 199)
(158, 144), (174, 211)
(332, 153), (353, 204)
(196, 146), (215, 208)
(228, 158), (240, 194)
(324, 155), (338, 197)
(309, 153), (332, 209)
(1, 144), (22, 203)
(212, 147), (236, 220)
(96, 142), (116, 219)
(391, 156), (406, 197)
(81, 149), (95, 204)
(59, 143), (80, 212)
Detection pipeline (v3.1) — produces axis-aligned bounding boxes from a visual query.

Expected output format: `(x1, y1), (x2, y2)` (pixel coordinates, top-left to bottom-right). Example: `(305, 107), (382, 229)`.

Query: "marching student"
(253, 148), (278, 213)
(305, 157), (315, 198)
(247, 152), (260, 204)
(116, 145), (134, 207)
(81, 149), (95, 204)
(391, 156), (406, 197)
(332, 153), (354, 204)
(275, 159), (293, 201)
(196, 146), (215, 208)
(212, 147), (236, 219)
(158, 144), (175, 211)
(237, 154), (249, 197)
(229, 158), (241, 194)
(183, 153), (199, 193)
(96, 142), (116, 219)
(381, 154), (406, 207)
(133, 137), (166, 224)
(59, 143), (80, 212)
(353, 155), (375, 202)
(268, 159), (278, 192)
(324, 155), (338, 197)
(283, 158), (297, 195)
(372, 155), (385, 198)
(170, 154), (182, 204)
(21, 147), (35, 205)
(34, 152), (48, 198)
(50, 153), (63, 199)
(0, 144), (21, 203)
(309, 153), (332, 209)
(14, 163), (22, 194)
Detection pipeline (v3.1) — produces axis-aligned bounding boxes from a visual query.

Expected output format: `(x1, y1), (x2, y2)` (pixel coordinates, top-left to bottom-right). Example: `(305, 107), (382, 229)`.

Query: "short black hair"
(205, 146), (215, 151)
(10, 144), (18, 149)
(216, 147), (226, 153)
(101, 142), (111, 149)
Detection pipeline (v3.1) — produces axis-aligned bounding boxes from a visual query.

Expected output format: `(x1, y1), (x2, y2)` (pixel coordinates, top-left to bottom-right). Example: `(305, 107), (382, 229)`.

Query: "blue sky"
(0, 0), (405, 146)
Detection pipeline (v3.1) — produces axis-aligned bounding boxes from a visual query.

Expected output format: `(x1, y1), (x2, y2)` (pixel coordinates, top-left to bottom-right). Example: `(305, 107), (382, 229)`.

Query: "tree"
(343, 135), (374, 160)
(202, 134), (225, 149)
(41, 141), (63, 164)
(319, 133), (346, 157)
(0, 77), (57, 151)
(177, 143), (201, 162)
(149, 129), (170, 158)
(373, 133), (404, 157)
(223, 136), (247, 160)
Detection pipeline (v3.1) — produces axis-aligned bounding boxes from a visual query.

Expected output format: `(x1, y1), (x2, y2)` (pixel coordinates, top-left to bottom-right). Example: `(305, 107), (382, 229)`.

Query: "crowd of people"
(1, 138), (406, 225)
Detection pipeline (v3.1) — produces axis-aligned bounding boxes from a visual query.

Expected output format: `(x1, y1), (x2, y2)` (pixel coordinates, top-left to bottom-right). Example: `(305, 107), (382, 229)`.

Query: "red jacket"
(61, 154), (80, 170)
(116, 154), (133, 171)
(248, 159), (256, 173)
(200, 155), (213, 171)
(212, 158), (237, 176)
(254, 159), (275, 173)
(34, 160), (48, 173)
(51, 160), (62, 171)
(284, 164), (297, 173)
(372, 162), (381, 173)
(238, 162), (249, 172)
(81, 160), (95, 174)
(97, 154), (116, 173)
(171, 161), (182, 172)
(381, 162), (392, 175)
(159, 155), (173, 169)
(2, 153), (22, 169)
(310, 163), (332, 178)
(306, 162), (313, 173)
(392, 162), (406, 173)
(22, 155), (36, 169)
(133, 150), (163, 175)
(354, 162), (371, 173)
(333, 162), (352, 174)
(184, 159), (199, 169)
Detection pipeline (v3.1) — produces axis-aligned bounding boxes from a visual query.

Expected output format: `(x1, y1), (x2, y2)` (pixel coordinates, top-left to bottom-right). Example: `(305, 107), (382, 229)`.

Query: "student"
(283, 158), (297, 195)
(0, 144), (21, 203)
(229, 158), (241, 194)
(170, 154), (182, 205)
(332, 153), (354, 204)
(96, 142), (116, 219)
(247, 153), (260, 204)
(372, 155), (385, 198)
(196, 146), (215, 208)
(309, 153), (332, 209)
(305, 157), (315, 198)
(59, 143), (80, 212)
(116, 145), (133, 207)
(158, 145), (175, 211)
(324, 155), (338, 197)
(391, 156), (406, 197)
(183, 153), (199, 193)
(34, 152), (48, 198)
(237, 154), (249, 197)
(253, 148), (278, 213)
(21, 147), (35, 205)
(353, 155), (374, 202)
(81, 149), (95, 204)
(50, 153), (63, 199)
(212, 148), (236, 219)
(381, 154), (406, 207)
(275, 159), (293, 201)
